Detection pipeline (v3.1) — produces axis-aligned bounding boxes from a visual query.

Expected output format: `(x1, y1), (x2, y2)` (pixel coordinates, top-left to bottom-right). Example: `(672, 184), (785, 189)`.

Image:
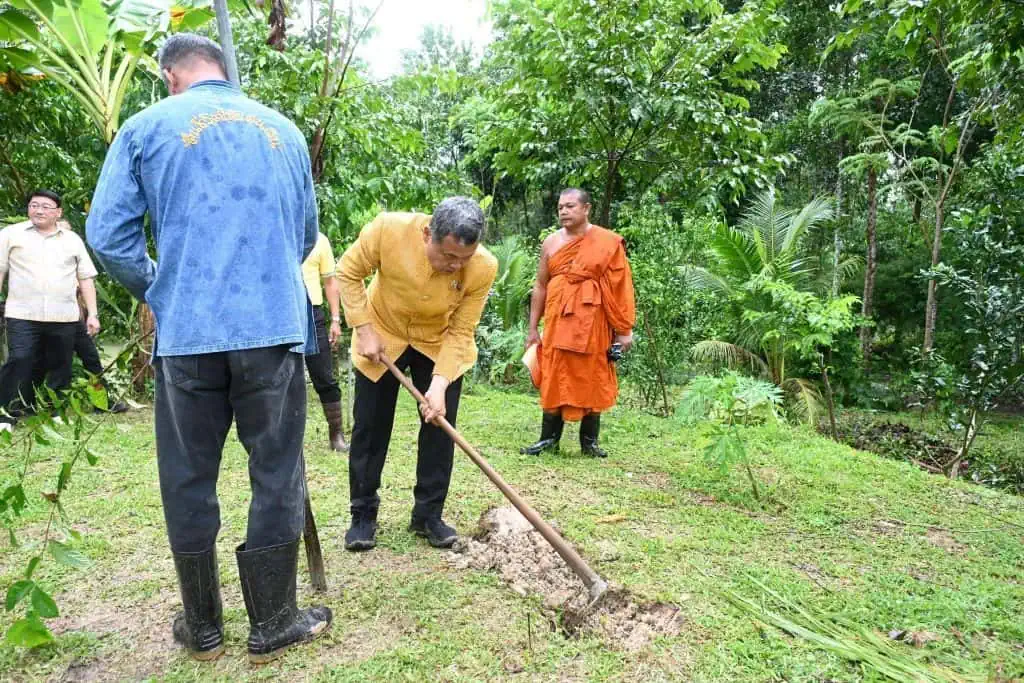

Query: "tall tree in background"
(467, 0), (791, 226)
(811, 79), (916, 366)
(831, 0), (1023, 353)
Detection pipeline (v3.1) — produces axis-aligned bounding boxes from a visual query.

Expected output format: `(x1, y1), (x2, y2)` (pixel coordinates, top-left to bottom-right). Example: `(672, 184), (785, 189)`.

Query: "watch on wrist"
(331, 316), (341, 322)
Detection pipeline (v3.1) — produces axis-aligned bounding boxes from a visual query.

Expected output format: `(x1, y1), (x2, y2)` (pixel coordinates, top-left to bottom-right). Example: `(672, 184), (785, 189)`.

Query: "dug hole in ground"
(447, 506), (683, 651)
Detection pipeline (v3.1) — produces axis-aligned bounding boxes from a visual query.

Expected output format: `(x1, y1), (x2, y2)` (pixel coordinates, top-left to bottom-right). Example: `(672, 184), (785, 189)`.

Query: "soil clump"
(448, 506), (683, 650)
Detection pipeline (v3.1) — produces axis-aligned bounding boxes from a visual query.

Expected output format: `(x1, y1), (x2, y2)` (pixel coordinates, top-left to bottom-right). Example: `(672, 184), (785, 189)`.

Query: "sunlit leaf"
(5, 580), (33, 611)
(5, 615), (54, 648)
(48, 540), (90, 568)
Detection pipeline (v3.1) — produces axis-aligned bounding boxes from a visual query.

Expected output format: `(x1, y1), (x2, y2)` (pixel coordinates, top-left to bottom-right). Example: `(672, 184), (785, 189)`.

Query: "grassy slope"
(0, 385), (1022, 682)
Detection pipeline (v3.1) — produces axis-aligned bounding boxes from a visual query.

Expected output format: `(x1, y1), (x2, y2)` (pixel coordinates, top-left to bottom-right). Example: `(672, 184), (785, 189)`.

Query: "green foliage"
(744, 280), (859, 364)
(682, 189), (840, 300)
(615, 201), (719, 409)
(679, 372), (783, 502)
(683, 190), (861, 421)
(0, 0), (211, 143)
(487, 235), (535, 332)
(473, 235), (534, 386)
(237, 16), (479, 243)
(924, 225), (1024, 471)
(0, 334), (145, 648)
(467, 0), (792, 221)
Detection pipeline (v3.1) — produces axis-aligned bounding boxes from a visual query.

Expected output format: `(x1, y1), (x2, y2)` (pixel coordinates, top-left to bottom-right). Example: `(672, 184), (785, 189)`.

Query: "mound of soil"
(448, 506), (683, 650)
(833, 419), (956, 472)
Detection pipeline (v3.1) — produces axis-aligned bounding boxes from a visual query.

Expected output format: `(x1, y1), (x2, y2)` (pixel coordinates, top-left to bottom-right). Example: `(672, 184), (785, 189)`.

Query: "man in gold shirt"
(337, 197), (497, 550)
(301, 231), (347, 451)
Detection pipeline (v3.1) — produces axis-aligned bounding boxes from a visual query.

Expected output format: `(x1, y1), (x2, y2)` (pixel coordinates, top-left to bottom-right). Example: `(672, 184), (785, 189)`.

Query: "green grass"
(1, 384), (1022, 681)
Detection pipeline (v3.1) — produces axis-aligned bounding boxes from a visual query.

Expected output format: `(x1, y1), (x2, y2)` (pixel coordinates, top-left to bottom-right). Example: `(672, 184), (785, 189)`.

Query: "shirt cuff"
(433, 355), (461, 383)
(344, 306), (372, 328)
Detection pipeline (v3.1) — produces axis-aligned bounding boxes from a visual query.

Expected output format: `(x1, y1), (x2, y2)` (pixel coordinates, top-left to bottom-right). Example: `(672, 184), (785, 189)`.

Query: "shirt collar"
(188, 79), (239, 92)
(25, 221), (64, 236)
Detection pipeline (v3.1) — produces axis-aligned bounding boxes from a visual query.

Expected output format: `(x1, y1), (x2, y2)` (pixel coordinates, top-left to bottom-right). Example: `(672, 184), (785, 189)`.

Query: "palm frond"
(710, 226), (761, 282)
(833, 256), (864, 285)
(781, 196), (835, 255)
(490, 236), (535, 330)
(723, 577), (986, 683)
(680, 265), (733, 295)
(738, 188), (796, 267)
(691, 340), (769, 375)
(782, 377), (823, 424)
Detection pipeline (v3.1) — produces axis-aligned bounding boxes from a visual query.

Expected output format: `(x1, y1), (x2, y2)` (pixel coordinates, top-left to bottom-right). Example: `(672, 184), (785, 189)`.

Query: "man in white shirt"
(0, 190), (99, 423)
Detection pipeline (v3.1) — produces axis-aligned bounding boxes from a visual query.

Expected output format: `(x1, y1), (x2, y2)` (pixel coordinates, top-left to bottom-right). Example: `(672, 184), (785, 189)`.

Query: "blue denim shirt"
(86, 80), (318, 357)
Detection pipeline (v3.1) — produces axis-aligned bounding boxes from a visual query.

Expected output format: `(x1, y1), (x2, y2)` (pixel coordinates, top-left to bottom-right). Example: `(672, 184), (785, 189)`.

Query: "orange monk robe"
(539, 226), (636, 421)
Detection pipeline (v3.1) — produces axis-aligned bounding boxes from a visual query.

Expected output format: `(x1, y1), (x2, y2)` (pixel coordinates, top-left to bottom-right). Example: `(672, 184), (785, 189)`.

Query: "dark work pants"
(74, 321), (103, 376)
(154, 345), (306, 553)
(0, 318), (76, 417)
(32, 321), (104, 388)
(303, 307), (341, 405)
(350, 346), (462, 520)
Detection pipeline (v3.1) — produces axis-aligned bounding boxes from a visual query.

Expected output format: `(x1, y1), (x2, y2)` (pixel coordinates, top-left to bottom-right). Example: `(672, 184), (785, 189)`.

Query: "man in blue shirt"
(87, 34), (330, 664)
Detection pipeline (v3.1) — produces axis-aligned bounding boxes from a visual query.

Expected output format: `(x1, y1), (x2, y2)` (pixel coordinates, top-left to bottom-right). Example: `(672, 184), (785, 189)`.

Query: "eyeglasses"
(28, 203), (59, 211)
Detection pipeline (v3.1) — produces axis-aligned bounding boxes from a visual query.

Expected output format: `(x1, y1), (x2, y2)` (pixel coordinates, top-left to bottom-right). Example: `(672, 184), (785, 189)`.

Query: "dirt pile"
(833, 419), (956, 471)
(448, 506), (683, 650)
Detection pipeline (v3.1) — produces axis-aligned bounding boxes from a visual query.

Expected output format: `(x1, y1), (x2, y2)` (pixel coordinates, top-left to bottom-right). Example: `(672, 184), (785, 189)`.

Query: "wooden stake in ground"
(381, 355), (609, 606)
(300, 452), (327, 592)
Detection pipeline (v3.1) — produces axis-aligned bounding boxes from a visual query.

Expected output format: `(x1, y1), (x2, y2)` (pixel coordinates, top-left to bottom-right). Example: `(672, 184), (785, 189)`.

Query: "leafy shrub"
(679, 372), (784, 502)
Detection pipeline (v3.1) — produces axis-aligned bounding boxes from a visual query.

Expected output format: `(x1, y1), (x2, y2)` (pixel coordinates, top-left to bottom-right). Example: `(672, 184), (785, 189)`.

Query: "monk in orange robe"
(521, 188), (636, 458)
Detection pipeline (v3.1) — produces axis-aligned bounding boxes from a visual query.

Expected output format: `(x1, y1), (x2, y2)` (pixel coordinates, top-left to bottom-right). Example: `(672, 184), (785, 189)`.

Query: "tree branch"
(0, 137), (28, 200)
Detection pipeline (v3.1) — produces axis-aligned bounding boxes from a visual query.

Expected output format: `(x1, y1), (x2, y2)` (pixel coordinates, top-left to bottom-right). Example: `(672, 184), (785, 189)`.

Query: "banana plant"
(0, 0), (214, 143)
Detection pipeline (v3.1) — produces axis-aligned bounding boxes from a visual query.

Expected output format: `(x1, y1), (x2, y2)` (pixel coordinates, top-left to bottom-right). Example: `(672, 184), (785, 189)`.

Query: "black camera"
(607, 342), (623, 362)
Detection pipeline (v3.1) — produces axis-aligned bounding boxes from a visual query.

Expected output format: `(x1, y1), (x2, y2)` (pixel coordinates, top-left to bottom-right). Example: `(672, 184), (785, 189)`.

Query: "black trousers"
(303, 307), (341, 405)
(32, 321), (104, 388)
(74, 321), (103, 376)
(350, 346), (462, 519)
(0, 318), (77, 417)
(154, 345), (306, 553)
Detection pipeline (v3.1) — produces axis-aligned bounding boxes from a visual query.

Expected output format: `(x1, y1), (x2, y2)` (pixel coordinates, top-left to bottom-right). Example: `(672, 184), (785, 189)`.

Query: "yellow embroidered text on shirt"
(181, 110), (281, 149)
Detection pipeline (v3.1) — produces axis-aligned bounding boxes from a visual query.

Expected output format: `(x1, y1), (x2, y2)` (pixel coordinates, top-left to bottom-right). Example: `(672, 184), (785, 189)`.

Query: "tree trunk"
(521, 188), (531, 235)
(599, 154), (619, 227)
(923, 198), (944, 353)
(947, 408), (978, 479)
(266, 0), (287, 50)
(860, 166), (878, 365)
(642, 312), (671, 417)
(213, 0), (241, 86)
(0, 139), (27, 200)
(831, 139), (845, 299)
(820, 352), (838, 441)
(132, 304), (156, 394)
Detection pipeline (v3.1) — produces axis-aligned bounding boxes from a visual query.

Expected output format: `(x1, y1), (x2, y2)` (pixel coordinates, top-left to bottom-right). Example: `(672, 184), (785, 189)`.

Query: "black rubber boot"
(408, 515), (458, 548)
(580, 413), (608, 458)
(344, 506), (378, 551)
(171, 548), (225, 661)
(520, 412), (564, 455)
(236, 540), (332, 664)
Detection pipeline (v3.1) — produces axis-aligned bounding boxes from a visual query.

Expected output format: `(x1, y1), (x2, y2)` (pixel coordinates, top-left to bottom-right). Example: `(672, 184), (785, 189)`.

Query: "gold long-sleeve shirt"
(338, 212), (498, 383)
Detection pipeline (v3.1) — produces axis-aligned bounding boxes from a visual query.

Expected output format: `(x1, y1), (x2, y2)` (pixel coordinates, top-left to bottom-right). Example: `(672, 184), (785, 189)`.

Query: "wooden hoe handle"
(381, 355), (607, 599)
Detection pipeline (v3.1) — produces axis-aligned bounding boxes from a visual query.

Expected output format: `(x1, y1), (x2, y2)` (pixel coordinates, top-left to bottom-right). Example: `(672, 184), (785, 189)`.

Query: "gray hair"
(158, 34), (228, 75)
(429, 196), (485, 245)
